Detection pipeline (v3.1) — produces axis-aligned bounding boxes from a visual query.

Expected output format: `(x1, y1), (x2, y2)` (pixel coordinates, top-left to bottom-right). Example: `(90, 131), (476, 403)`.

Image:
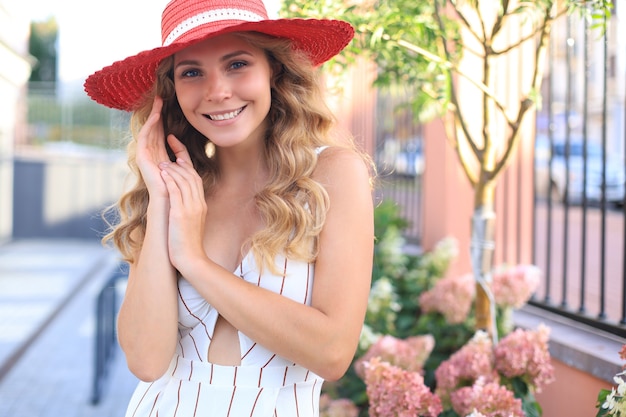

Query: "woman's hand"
(135, 96), (170, 199)
(159, 134), (208, 270)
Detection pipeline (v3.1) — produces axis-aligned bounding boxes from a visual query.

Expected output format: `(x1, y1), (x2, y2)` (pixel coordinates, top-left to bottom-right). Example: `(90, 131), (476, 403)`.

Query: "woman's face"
(173, 33), (272, 150)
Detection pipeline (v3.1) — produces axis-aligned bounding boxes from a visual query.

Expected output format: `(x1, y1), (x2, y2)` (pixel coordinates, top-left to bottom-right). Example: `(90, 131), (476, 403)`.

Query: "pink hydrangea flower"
(419, 273), (475, 324)
(355, 334), (435, 377)
(494, 324), (555, 392)
(363, 357), (443, 417)
(434, 332), (499, 403)
(319, 394), (359, 417)
(492, 264), (541, 309)
(466, 411), (488, 417)
(450, 377), (524, 417)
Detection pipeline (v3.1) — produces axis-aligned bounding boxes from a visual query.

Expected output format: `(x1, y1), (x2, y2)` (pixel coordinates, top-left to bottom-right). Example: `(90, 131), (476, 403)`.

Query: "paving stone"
(0, 240), (137, 417)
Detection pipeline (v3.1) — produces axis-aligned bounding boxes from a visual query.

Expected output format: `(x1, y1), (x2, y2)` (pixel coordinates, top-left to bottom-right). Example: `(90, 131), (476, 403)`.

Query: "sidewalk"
(0, 239), (138, 417)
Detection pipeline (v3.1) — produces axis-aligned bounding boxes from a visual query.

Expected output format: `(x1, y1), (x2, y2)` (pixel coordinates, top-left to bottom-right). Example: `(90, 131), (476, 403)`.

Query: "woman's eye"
(181, 69), (200, 78)
(230, 61), (247, 70)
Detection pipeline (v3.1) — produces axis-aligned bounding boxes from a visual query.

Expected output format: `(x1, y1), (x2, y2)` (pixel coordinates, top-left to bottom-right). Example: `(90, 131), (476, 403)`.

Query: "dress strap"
(315, 146), (329, 155)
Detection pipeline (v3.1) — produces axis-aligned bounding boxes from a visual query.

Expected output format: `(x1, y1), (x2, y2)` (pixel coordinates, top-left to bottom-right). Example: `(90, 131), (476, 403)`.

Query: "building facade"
(0, 1), (32, 242)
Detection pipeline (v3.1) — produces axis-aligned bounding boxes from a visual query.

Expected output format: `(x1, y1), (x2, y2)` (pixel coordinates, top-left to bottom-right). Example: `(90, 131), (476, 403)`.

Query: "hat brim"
(84, 18), (354, 111)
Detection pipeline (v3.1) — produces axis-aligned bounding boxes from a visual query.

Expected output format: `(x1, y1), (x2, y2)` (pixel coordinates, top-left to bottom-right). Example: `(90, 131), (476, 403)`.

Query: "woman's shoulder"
(313, 145), (373, 186)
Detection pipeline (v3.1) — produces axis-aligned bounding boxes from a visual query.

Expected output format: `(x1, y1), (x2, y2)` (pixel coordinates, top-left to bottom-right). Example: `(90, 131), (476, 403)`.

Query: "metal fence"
(373, 88), (424, 245)
(531, 10), (626, 338)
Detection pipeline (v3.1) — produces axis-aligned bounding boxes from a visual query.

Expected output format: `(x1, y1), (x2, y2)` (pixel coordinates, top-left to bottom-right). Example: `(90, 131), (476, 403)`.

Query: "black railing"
(91, 263), (128, 405)
(531, 10), (626, 339)
(373, 89), (424, 245)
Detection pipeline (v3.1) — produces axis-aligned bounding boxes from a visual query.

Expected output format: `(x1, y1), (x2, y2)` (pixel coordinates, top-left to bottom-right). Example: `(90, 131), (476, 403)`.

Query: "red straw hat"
(84, 0), (354, 111)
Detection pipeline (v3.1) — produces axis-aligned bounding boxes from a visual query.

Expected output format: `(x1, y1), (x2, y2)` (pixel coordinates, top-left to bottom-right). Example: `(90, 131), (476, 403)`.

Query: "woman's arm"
(116, 98), (182, 382)
(117, 204), (179, 382)
(164, 146), (374, 380)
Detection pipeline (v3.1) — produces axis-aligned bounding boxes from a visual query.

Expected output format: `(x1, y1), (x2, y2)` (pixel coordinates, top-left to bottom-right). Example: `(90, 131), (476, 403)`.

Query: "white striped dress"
(124, 252), (324, 417)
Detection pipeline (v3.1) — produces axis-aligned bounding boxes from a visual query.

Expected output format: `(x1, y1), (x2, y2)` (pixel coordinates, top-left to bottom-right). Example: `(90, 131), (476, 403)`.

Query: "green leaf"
(596, 388), (611, 416)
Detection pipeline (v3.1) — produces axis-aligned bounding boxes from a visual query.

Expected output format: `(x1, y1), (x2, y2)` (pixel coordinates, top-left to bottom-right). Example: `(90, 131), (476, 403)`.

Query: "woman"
(84, 0), (374, 415)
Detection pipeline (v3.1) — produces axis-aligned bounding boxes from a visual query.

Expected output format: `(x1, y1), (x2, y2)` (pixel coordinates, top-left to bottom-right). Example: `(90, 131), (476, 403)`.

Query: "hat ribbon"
(164, 8), (266, 46)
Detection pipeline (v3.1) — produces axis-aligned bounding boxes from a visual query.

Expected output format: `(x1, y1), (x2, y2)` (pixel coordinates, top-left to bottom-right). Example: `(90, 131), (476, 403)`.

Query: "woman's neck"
(213, 143), (269, 193)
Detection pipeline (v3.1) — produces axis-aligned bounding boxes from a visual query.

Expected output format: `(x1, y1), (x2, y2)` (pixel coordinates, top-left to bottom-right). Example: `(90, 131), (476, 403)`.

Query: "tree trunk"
(471, 183), (497, 341)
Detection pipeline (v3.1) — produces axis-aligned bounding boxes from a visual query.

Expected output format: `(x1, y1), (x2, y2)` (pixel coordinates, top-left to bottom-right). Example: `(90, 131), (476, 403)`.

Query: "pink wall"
(420, 100), (536, 277)
(421, 118), (474, 277)
(327, 59), (376, 157)
(537, 359), (611, 417)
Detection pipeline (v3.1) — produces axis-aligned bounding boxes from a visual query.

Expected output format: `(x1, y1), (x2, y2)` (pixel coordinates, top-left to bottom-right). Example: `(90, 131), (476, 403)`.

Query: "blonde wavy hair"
(103, 32), (368, 273)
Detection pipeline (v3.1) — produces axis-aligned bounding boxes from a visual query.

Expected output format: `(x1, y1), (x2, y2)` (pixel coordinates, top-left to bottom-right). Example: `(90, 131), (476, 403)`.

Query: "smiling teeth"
(209, 107), (243, 121)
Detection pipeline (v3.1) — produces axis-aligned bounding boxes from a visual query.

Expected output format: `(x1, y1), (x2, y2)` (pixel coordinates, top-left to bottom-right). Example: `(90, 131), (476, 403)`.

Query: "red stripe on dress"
(171, 355), (180, 376)
(173, 380), (182, 416)
(261, 354), (277, 368)
(293, 383), (301, 417)
(258, 367), (263, 387)
(279, 258), (288, 294)
(177, 331), (185, 357)
(241, 342), (257, 360)
(210, 365), (214, 384)
(303, 263), (311, 303)
(226, 387), (237, 417)
(250, 388), (264, 416)
(129, 381), (155, 417)
(193, 383), (201, 417)
(150, 392), (160, 417)
(178, 285), (211, 340)
(189, 360), (194, 381)
(282, 367), (288, 385)
(187, 332), (203, 361)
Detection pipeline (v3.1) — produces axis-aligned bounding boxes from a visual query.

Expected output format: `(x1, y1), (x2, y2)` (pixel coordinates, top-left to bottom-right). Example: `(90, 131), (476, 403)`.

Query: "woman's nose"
(204, 71), (231, 102)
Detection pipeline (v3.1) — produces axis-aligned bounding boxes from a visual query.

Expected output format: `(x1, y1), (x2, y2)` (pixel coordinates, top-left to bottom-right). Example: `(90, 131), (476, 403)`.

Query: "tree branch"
(449, 0), (486, 46)
(491, 2), (563, 56)
(434, 1), (481, 160)
(491, 2), (555, 180)
(442, 107), (479, 187)
(490, 0), (511, 40)
(395, 39), (518, 130)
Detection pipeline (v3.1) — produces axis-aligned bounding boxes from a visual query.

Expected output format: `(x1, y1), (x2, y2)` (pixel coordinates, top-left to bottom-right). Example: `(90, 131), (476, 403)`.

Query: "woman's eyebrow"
(174, 59), (201, 69)
(174, 50), (254, 69)
(220, 50), (254, 62)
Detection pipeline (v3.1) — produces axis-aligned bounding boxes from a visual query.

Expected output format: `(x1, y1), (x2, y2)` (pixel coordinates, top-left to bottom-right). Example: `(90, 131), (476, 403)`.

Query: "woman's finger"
(159, 163), (190, 200)
(175, 158), (205, 201)
(167, 134), (192, 163)
(150, 96), (164, 118)
(159, 161), (204, 205)
(134, 96), (171, 198)
(140, 97), (164, 142)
